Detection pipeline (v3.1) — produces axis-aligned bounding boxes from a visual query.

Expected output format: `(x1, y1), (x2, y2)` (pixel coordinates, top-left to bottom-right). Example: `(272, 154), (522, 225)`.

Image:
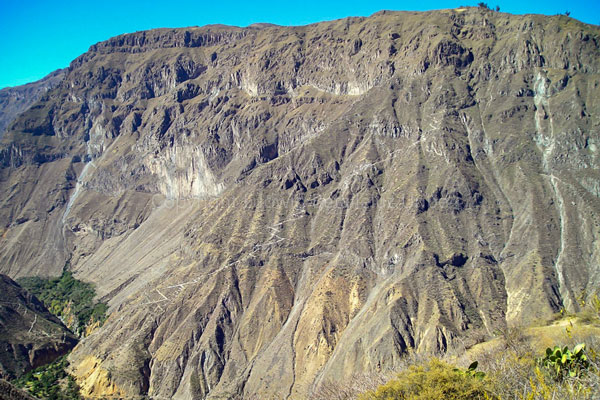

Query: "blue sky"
(1, 0), (598, 89)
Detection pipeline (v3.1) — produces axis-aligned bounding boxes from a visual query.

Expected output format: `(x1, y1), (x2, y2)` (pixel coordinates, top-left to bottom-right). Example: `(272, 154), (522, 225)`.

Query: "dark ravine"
(0, 275), (77, 380)
(0, 379), (37, 400)
(0, 7), (598, 399)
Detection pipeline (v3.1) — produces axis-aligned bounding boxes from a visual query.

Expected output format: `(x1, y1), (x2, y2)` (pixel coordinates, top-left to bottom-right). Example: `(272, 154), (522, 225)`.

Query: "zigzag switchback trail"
(0, 7), (599, 399)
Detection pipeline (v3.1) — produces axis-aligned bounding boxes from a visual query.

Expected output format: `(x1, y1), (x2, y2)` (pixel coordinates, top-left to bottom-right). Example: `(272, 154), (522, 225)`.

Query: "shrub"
(357, 359), (497, 400)
(310, 372), (391, 400)
(12, 355), (82, 399)
(540, 344), (590, 380)
(576, 292), (600, 324)
(18, 270), (108, 336)
(355, 324), (600, 400)
(454, 361), (486, 380)
(482, 337), (600, 399)
(497, 324), (528, 352)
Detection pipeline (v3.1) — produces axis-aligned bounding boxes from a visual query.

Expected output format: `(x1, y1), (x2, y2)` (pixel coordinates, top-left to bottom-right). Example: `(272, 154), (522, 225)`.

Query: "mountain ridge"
(0, 69), (66, 140)
(0, 7), (599, 399)
(0, 274), (77, 380)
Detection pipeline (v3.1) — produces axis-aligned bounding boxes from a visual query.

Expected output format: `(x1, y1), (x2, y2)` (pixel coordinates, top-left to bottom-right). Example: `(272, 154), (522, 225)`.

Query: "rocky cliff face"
(0, 275), (77, 379)
(0, 8), (599, 399)
(0, 69), (66, 140)
(0, 379), (36, 400)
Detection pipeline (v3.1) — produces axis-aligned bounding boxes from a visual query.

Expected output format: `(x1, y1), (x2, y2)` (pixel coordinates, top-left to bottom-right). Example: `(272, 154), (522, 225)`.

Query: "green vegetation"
(10, 271), (104, 399)
(353, 342), (598, 400)
(310, 312), (600, 400)
(12, 355), (82, 400)
(453, 361), (486, 380)
(17, 270), (107, 336)
(366, 338), (600, 400)
(540, 344), (590, 380)
(358, 359), (497, 400)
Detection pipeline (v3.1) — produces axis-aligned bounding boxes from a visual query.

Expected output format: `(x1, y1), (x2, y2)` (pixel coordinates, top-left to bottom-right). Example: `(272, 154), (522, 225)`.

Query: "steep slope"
(0, 7), (599, 399)
(0, 275), (77, 380)
(0, 379), (37, 400)
(0, 69), (66, 139)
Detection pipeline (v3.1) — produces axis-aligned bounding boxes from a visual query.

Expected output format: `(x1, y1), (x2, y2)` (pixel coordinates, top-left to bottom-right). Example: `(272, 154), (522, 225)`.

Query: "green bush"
(18, 270), (107, 336)
(352, 329), (600, 400)
(12, 355), (82, 399)
(480, 335), (600, 400)
(453, 361), (486, 380)
(358, 359), (497, 400)
(540, 343), (589, 380)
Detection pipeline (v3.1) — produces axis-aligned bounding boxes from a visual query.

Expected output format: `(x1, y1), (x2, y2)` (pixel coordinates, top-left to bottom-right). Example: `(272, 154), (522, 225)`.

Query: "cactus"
(453, 361), (486, 380)
(539, 343), (589, 380)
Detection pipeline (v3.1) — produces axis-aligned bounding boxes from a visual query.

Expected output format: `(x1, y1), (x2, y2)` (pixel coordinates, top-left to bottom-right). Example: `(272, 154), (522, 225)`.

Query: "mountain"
(0, 275), (77, 380)
(0, 379), (37, 400)
(0, 7), (599, 399)
(0, 70), (66, 140)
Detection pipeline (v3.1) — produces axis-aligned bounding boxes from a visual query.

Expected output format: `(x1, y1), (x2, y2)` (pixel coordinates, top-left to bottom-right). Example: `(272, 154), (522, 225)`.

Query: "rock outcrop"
(0, 275), (77, 380)
(0, 69), (66, 140)
(0, 379), (37, 400)
(0, 7), (598, 399)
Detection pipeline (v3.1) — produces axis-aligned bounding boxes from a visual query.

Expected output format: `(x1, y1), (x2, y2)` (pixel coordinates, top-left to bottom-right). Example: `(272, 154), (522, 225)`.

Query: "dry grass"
(478, 332), (600, 400)
(309, 351), (432, 400)
(356, 359), (498, 400)
(309, 316), (600, 400)
(309, 372), (391, 400)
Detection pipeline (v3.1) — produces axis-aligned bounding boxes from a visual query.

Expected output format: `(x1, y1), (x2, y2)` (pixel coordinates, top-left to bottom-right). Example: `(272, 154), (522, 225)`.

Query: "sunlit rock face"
(0, 8), (599, 399)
